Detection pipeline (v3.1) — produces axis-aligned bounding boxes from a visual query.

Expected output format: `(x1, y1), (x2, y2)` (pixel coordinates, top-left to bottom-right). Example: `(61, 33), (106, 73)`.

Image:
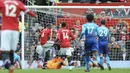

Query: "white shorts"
(42, 41), (54, 49)
(1, 30), (19, 51)
(59, 47), (74, 56)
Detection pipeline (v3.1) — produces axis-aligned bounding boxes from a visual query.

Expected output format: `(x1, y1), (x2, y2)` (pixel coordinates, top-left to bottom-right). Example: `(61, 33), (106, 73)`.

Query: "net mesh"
(23, 7), (130, 66)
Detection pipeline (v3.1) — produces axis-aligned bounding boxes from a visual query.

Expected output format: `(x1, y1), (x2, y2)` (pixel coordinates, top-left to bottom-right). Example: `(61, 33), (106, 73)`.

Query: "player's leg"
(42, 48), (50, 69)
(84, 42), (91, 72)
(104, 43), (111, 70)
(59, 48), (72, 69)
(84, 52), (91, 72)
(14, 52), (21, 69)
(92, 40), (104, 70)
(44, 50), (50, 62)
(1, 30), (12, 70)
(66, 47), (74, 69)
(98, 42), (104, 66)
(59, 48), (67, 59)
(121, 47), (126, 61)
(10, 31), (19, 73)
(43, 41), (54, 62)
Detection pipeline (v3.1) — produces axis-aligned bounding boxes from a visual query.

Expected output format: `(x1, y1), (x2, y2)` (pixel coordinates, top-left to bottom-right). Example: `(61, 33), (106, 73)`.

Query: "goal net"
(20, 6), (130, 69)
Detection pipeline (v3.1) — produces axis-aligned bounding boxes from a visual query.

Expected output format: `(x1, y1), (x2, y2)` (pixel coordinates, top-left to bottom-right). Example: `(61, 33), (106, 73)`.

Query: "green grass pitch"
(0, 68), (130, 73)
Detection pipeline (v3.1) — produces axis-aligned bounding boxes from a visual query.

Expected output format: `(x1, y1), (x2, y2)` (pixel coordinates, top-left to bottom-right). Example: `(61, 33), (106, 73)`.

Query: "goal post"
(21, 6), (130, 69)
(21, 12), (25, 69)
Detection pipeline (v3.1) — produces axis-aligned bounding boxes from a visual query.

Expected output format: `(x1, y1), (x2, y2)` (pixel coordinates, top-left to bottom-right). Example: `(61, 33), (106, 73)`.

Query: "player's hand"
(35, 15), (38, 18)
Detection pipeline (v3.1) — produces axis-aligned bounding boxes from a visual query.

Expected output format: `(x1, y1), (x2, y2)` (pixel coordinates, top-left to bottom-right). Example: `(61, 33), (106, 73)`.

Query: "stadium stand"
(1, 1), (129, 68)
(21, 2), (130, 63)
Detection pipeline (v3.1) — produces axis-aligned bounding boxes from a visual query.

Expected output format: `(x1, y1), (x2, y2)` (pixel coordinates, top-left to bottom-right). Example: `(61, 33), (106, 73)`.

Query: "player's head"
(86, 14), (94, 22)
(100, 20), (106, 25)
(46, 24), (52, 29)
(61, 22), (66, 28)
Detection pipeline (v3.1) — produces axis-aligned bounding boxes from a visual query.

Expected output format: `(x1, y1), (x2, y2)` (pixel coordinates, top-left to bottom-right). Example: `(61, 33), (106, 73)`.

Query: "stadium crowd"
(1, 2), (130, 62)
(0, 0), (130, 70)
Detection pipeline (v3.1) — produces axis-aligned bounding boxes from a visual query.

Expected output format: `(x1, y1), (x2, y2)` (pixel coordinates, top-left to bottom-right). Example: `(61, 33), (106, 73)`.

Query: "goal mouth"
(20, 6), (130, 69)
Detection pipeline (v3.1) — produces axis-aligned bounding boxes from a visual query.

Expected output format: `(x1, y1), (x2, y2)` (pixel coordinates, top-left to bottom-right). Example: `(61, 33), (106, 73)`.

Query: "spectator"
(108, 36), (120, 50)
(47, 0), (60, 6)
(99, 11), (112, 22)
(115, 19), (128, 34)
(120, 31), (129, 41)
(84, 9), (96, 18)
(73, 20), (82, 37)
(104, 9), (113, 17)
(117, 35), (126, 60)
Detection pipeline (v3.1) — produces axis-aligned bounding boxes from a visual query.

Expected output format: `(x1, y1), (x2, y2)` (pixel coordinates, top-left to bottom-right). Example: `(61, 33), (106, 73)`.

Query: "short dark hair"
(61, 22), (66, 27)
(46, 24), (52, 29)
(86, 14), (94, 22)
(100, 20), (106, 25)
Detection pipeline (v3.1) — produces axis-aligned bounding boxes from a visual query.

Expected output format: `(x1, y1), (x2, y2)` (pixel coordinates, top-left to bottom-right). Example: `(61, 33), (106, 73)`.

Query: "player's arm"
(54, 31), (60, 45)
(79, 25), (85, 40)
(19, 2), (36, 17)
(0, 1), (3, 10)
(70, 31), (75, 40)
(96, 24), (99, 40)
(48, 29), (53, 40)
(38, 31), (42, 43)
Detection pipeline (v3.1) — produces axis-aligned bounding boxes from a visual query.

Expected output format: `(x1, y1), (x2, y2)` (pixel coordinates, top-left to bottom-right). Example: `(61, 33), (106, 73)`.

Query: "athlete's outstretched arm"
(79, 25), (85, 40)
(19, 2), (36, 17)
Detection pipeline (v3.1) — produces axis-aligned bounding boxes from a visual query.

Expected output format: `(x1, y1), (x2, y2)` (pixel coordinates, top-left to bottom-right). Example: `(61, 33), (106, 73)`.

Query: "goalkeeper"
(44, 56), (66, 69)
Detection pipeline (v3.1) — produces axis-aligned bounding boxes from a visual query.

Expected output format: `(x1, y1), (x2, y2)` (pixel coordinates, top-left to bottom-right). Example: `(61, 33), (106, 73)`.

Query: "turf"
(0, 68), (130, 73)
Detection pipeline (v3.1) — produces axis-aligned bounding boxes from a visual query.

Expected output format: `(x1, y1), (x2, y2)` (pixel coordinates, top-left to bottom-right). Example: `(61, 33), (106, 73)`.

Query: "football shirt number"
(63, 32), (69, 39)
(5, 4), (16, 17)
(99, 30), (107, 36)
(87, 27), (94, 34)
(41, 32), (44, 37)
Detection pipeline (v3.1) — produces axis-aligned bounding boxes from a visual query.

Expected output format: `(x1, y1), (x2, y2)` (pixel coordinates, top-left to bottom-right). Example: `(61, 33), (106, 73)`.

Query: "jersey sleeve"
(79, 24), (85, 40)
(0, 1), (3, 9)
(56, 30), (61, 41)
(19, 2), (36, 17)
(97, 28), (100, 36)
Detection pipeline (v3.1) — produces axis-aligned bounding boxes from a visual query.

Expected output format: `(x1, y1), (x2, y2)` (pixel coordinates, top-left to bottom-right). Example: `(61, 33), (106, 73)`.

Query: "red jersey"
(57, 28), (75, 48)
(40, 28), (51, 45)
(0, 0), (36, 31)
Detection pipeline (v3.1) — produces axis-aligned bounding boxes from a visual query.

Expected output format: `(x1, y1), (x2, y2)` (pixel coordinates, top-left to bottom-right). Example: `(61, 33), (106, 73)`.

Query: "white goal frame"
(21, 6), (130, 69)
